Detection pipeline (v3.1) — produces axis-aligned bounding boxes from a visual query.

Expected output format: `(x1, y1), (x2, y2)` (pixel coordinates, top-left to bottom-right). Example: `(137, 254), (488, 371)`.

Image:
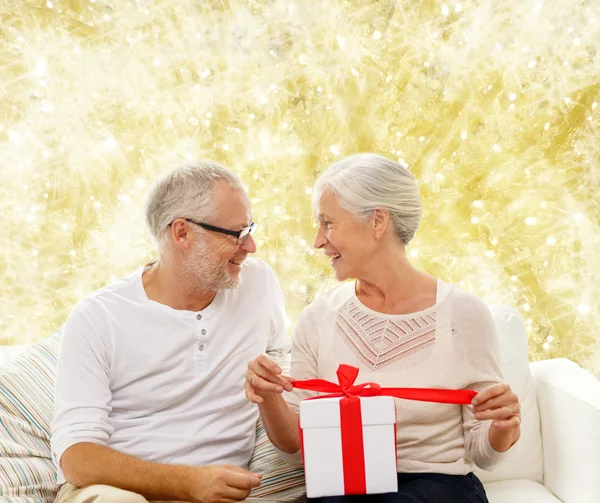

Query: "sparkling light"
(0, 0), (599, 377)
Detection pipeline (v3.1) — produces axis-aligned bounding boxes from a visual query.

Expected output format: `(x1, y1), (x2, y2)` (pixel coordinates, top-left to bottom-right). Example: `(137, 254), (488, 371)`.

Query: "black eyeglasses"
(169, 218), (257, 245)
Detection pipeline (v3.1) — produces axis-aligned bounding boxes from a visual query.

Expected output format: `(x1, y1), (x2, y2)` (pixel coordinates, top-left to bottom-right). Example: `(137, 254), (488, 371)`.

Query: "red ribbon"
(294, 364), (477, 495)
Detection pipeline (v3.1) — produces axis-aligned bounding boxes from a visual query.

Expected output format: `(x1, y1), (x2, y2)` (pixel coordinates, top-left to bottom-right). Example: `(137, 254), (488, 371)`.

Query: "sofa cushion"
(484, 479), (561, 503)
(475, 306), (544, 484)
(0, 331), (60, 503)
(247, 421), (306, 502)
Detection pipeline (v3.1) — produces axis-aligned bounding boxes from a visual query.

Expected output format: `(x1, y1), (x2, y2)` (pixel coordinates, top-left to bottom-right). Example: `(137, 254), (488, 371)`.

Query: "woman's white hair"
(313, 153), (423, 244)
(145, 161), (244, 249)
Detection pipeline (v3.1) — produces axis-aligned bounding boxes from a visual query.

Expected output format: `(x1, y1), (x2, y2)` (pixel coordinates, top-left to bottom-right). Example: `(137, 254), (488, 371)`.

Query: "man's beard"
(182, 239), (241, 293)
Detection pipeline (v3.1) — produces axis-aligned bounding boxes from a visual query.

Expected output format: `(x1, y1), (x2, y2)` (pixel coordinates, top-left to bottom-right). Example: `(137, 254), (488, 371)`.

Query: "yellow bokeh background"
(1, 0), (599, 377)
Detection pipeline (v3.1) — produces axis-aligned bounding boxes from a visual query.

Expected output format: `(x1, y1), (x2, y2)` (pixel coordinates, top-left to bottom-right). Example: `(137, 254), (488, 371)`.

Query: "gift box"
(299, 395), (398, 498)
(293, 364), (477, 498)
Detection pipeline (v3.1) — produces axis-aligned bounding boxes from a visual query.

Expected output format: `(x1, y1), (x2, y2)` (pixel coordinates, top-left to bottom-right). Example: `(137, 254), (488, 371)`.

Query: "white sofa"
(471, 306), (600, 503)
(1, 305), (599, 503)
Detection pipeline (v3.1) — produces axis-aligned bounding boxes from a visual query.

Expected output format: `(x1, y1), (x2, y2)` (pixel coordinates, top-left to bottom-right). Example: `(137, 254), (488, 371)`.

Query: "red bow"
(293, 364), (477, 495)
(293, 364), (478, 404)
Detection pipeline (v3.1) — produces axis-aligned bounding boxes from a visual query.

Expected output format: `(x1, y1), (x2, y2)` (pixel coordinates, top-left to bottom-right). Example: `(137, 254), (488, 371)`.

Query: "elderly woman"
(245, 153), (521, 503)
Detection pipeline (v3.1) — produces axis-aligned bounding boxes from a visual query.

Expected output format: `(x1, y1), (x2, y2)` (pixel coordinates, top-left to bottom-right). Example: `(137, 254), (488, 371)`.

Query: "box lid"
(299, 395), (396, 429)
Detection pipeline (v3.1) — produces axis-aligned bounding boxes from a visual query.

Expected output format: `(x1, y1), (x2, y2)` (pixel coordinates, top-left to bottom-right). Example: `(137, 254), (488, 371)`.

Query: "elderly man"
(51, 162), (289, 503)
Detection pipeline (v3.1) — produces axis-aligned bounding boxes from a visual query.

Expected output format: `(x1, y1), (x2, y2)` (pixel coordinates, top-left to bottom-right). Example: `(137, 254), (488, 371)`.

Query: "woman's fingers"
(471, 382), (521, 433)
(472, 383), (510, 406)
(492, 415), (521, 430)
(473, 393), (518, 413)
(472, 383), (519, 416)
(244, 380), (264, 404)
(248, 356), (294, 391)
(247, 361), (279, 385)
(257, 353), (283, 374)
(250, 374), (285, 393)
(475, 403), (520, 421)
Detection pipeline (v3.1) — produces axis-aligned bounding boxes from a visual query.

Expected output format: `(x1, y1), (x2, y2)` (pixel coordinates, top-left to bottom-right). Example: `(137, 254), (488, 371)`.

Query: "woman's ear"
(371, 208), (390, 240)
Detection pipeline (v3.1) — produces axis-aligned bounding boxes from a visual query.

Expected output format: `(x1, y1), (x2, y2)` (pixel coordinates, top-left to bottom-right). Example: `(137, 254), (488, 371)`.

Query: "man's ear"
(371, 208), (390, 240)
(171, 219), (192, 250)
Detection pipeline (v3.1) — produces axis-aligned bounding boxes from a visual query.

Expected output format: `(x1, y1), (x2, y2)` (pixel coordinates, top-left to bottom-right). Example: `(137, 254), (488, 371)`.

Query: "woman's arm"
(245, 308), (320, 455)
(457, 296), (521, 469)
(473, 383), (521, 452)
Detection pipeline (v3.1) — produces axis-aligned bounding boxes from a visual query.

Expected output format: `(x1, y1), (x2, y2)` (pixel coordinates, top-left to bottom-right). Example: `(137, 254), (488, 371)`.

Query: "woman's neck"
(355, 254), (438, 315)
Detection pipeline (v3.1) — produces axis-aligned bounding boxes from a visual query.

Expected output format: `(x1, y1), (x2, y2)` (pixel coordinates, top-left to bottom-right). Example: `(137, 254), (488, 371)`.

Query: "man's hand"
(186, 465), (262, 503)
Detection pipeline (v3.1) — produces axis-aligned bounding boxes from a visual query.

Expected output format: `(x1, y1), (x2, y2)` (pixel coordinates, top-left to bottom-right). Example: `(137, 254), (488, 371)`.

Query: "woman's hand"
(472, 383), (521, 452)
(245, 354), (295, 404)
(472, 383), (521, 429)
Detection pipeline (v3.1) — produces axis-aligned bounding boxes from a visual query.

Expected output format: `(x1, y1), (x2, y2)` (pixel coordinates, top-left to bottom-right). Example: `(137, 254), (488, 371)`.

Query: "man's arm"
(51, 300), (115, 471)
(53, 302), (261, 502)
(61, 443), (261, 502)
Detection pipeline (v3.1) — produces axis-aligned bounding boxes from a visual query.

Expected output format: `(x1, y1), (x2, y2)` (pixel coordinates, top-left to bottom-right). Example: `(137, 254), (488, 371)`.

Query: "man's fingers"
(222, 464), (260, 475)
(217, 487), (252, 503)
(223, 468), (262, 489)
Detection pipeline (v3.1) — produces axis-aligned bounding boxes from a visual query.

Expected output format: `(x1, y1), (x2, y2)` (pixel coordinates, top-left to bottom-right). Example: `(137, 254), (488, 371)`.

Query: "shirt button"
(198, 344), (205, 351)
(201, 329), (207, 335)
(196, 314), (202, 320)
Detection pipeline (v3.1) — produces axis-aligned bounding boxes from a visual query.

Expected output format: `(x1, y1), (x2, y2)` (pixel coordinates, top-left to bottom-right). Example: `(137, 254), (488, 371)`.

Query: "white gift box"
(299, 395), (398, 498)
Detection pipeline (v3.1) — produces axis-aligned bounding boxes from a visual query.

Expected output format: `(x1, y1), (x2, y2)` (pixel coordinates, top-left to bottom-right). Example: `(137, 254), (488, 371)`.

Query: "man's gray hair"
(145, 161), (244, 249)
(313, 153), (423, 244)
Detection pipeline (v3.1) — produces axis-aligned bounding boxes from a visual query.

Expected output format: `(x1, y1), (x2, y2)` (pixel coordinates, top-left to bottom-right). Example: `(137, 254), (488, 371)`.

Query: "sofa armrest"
(0, 344), (32, 366)
(531, 358), (600, 503)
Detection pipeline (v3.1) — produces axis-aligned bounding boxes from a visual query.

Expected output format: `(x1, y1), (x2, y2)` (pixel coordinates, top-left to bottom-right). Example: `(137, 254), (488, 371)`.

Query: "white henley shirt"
(51, 258), (289, 484)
